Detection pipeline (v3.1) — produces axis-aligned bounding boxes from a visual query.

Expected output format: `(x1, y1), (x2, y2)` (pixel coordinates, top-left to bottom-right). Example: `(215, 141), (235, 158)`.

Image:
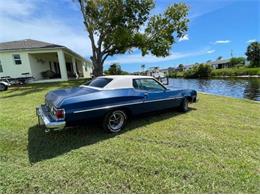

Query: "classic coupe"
(36, 75), (198, 133)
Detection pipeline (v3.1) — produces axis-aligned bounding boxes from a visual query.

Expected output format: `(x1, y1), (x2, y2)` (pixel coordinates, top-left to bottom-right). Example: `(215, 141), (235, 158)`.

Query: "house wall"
(63, 50), (92, 79)
(0, 51), (32, 78)
(82, 61), (92, 78)
(0, 48), (92, 81)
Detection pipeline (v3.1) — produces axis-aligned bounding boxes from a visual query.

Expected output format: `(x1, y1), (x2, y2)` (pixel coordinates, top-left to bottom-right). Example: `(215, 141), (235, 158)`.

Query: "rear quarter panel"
(62, 88), (145, 122)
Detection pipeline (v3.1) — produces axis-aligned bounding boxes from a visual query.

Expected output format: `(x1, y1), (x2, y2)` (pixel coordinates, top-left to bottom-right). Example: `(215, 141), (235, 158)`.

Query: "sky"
(0, 0), (259, 72)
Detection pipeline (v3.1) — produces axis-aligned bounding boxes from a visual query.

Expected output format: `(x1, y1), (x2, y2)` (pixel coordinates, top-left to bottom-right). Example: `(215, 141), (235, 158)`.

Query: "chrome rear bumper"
(36, 105), (66, 131)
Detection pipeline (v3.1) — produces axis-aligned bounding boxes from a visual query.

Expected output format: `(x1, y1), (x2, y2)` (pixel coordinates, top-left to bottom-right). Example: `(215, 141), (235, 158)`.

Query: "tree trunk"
(92, 56), (103, 77)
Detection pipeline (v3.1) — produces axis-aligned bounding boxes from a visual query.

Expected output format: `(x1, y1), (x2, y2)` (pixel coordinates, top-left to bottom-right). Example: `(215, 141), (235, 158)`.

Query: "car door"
(133, 78), (176, 112)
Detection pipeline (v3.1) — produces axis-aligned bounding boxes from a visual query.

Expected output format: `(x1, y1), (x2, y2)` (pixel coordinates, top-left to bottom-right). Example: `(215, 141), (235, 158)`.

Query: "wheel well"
(186, 96), (192, 102)
(103, 107), (132, 119)
(116, 107), (132, 118)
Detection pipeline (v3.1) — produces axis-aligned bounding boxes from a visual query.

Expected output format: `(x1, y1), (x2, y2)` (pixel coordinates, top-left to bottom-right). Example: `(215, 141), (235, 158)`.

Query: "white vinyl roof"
(84, 75), (156, 90)
(99, 75), (154, 79)
(102, 75), (154, 89)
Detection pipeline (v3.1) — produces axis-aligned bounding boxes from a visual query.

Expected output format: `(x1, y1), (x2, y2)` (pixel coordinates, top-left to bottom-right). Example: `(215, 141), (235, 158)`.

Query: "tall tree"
(245, 42), (260, 67)
(107, 63), (123, 75)
(78, 0), (189, 76)
(178, 64), (184, 71)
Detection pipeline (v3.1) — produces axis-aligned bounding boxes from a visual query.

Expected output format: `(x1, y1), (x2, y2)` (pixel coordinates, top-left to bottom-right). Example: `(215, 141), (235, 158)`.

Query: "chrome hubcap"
(108, 111), (125, 131)
(0, 84), (5, 90)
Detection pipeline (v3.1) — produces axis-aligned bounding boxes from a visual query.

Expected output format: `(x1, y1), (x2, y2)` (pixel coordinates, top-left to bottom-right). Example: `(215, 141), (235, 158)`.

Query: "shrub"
(230, 57), (245, 67)
(211, 67), (260, 77)
(168, 71), (177, 78)
(168, 71), (184, 78)
(183, 64), (212, 78)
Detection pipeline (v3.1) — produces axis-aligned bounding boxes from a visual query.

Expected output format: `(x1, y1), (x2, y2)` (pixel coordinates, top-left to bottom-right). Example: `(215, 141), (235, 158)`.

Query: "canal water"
(168, 78), (260, 101)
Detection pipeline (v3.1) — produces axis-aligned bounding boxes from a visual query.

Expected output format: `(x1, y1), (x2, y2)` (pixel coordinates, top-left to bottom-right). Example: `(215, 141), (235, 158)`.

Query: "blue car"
(36, 75), (198, 133)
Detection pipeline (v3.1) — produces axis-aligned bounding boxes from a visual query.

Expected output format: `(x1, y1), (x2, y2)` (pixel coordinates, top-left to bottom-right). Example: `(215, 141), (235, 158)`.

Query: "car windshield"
(84, 78), (113, 88)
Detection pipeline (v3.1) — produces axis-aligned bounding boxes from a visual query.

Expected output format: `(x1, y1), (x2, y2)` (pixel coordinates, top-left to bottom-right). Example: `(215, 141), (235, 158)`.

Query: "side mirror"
(162, 81), (168, 85)
(160, 77), (169, 85)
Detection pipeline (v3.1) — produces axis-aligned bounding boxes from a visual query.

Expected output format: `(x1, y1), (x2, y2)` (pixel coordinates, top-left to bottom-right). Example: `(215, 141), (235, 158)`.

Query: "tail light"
(54, 108), (65, 120)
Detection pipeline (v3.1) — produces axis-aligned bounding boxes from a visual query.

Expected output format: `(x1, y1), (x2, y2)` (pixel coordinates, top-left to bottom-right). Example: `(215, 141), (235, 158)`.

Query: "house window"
(13, 54), (22, 65)
(0, 60), (3, 72)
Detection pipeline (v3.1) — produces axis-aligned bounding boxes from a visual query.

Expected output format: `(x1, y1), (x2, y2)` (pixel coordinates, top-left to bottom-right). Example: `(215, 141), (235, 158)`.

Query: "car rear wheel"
(103, 110), (127, 133)
(179, 98), (189, 112)
(0, 83), (7, 91)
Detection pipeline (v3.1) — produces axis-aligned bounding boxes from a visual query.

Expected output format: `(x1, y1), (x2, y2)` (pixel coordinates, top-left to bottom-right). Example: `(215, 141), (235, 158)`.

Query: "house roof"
(184, 64), (194, 69)
(208, 59), (230, 65)
(0, 39), (64, 51)
(0, 39), (91, 63)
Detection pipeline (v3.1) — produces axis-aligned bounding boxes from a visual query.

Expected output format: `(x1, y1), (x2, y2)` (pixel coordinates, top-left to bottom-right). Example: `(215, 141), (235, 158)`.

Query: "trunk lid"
(45, 86), (98, 107)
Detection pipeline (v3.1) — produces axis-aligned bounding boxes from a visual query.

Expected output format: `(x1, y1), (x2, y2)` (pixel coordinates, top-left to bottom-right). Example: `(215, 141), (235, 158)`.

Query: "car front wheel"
(103, 110), (127, 133)
(179, 98), (189, 112)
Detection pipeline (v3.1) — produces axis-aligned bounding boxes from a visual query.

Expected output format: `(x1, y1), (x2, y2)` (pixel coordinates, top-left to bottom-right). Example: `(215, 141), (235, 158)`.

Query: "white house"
(208, 59), (231, 69)
(0, 39), (92, 83)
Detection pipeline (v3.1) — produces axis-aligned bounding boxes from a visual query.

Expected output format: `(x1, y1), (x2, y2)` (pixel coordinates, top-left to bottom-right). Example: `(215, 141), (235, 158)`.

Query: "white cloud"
(179, 34), (189, 42)
(215, 40), (231, 44)
(0, 16), (92, 56)
(247, 39), (256, 43)
(0, 0), (92, 57)
(207, 50), (215, 54)
(189, 1), (233, 20)
(105, 49), (209, 65)
(0, 0), (36, 16)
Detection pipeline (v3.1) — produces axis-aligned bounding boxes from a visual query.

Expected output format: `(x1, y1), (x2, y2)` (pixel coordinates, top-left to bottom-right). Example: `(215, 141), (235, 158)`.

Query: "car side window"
(133, 78), (165, 91)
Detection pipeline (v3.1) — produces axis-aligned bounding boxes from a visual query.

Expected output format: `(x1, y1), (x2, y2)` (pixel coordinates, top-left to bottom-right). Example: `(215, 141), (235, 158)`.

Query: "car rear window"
(85, 78), (113, 88)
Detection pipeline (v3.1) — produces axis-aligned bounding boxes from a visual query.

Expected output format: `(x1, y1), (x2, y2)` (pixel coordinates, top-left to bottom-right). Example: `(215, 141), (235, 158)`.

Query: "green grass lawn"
(0, 80), (259, 193)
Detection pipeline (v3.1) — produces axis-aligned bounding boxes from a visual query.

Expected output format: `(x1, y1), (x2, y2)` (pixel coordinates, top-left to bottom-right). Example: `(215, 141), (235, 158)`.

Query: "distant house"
(146, 67), (159, 76)
(145, 67), (167, 77)
(0, 39), (92, 83)
(157, 67), (177, 75)
(208, 59), (231, 69)
(180, 59), (232, 70)
(183, 64), (194, 70)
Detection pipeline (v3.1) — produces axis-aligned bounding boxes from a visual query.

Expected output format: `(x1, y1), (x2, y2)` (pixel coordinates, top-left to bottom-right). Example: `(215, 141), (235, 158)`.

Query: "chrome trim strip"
(73, 96), (183, 114)
(36, 106), (66, 130)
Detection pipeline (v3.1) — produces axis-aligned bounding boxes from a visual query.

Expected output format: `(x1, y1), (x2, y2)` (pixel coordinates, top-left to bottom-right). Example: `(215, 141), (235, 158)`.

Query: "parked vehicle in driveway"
(0, 79), (11, 91)
(0, 76), (34, 91)
(36, 75), (198, 133)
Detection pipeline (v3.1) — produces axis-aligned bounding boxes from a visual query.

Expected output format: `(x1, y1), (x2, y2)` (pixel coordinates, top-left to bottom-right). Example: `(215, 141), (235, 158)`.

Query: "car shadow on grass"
(28, 108), (196, 164)
(1, 86), (46, 98)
